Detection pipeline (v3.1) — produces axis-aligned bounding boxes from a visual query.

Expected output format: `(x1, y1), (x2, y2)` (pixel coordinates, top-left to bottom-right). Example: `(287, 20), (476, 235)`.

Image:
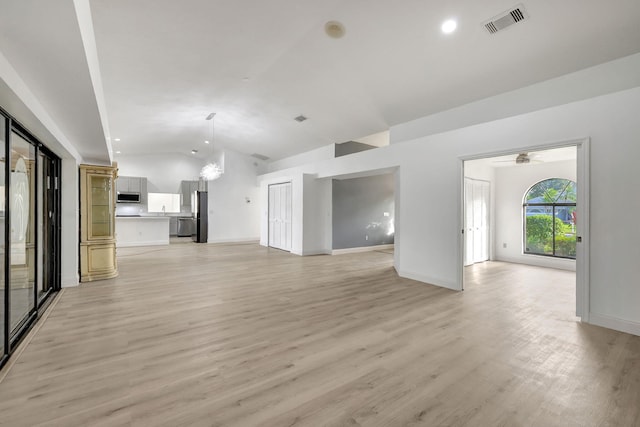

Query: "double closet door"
(464, 178), (490, 266)
(268, 182), (292, 252)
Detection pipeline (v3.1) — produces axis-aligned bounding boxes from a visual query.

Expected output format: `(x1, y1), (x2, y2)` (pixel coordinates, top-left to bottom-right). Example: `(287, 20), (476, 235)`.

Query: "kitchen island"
(115, 216), (171, 247)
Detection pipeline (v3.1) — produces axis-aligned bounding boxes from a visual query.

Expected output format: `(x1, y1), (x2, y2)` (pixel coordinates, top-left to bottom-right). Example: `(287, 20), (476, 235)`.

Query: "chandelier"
(200, 112), (224, 180)
(200, 162), (223, 180)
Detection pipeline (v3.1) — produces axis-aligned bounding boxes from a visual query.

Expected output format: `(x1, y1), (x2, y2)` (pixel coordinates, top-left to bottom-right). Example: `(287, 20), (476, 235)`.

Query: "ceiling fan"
(493, 152), (542, 165)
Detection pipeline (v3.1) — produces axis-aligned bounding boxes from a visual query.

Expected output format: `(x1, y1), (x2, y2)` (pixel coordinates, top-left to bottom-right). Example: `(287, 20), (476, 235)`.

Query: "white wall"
(207, 149), (262, 243)
(116, 152), (202, 193)
(61, 158), (79, 287)
(464, 161), (494, 182)
(354, 130), (390, 147)
(258, 84), (640, 336)
(303, 174), (331, 255)
(267, 144), (335, 173)
(391, 53), (640, 145)
(494, 160), (576, 270)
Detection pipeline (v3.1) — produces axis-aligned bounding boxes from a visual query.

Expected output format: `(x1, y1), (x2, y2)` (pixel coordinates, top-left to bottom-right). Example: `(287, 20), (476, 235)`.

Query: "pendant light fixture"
(200, 112), (223, 180)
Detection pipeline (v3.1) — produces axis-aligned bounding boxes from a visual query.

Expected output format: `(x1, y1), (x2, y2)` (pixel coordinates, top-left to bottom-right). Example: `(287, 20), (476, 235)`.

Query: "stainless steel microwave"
(116, 192), (141, 203)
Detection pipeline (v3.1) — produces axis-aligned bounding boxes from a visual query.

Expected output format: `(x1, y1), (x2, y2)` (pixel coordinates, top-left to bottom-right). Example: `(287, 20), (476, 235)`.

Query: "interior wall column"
(61, 157), (79, 287)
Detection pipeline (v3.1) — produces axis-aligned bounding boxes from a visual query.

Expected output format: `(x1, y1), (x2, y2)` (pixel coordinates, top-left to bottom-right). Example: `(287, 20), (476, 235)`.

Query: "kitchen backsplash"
(116, 202), (193, 217)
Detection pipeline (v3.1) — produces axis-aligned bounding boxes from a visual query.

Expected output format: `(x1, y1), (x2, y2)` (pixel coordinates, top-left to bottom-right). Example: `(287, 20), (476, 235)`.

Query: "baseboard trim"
(62, 274), (79, 288)
(331, 244), (394, 255)
(588, 312), (640, 337)
(302, 249), (331, 256)
(397, 269), (460, 291)
(117, 240), (169, 248)
(495, 255), (576, 272)
(207, 238), (259, 244)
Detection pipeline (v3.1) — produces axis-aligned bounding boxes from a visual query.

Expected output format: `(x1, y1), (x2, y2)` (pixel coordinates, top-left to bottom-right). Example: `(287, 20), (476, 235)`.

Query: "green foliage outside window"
(554, 234), (577, 257)
(525, 214), (573, 254)
(524, 178), (577, 259)
(525, 178), (576, 202)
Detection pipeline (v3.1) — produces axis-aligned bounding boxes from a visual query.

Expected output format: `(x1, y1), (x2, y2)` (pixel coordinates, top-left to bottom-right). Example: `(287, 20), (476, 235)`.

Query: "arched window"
(523, 178), (576, 259)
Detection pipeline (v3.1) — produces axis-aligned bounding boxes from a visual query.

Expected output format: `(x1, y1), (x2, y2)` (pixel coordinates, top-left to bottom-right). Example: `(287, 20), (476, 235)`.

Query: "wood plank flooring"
(0, 243), (638, 426)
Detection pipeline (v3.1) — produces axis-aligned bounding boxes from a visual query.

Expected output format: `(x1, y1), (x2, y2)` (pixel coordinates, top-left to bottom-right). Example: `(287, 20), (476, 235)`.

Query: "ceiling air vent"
(515, 153), (530, 164)
(483, 5), (528, 34)
(294, 115), (308, 122)
(251, 153), (270, 161)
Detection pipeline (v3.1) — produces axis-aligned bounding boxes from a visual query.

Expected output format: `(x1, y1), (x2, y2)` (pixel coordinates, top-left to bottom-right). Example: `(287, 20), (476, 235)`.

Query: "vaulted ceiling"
(2, 1), (640, 163)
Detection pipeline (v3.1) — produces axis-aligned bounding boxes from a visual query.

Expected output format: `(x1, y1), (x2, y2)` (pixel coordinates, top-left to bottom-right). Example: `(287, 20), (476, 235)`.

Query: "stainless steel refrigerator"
(192, 190), (208, 243)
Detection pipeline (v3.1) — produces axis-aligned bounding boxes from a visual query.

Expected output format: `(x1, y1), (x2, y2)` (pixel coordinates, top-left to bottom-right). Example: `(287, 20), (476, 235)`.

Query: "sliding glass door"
(0, 111), (61, 369)
(9, 132), (36, 335)
(0, 116), (5, 363)
(37, 150), (59, 304)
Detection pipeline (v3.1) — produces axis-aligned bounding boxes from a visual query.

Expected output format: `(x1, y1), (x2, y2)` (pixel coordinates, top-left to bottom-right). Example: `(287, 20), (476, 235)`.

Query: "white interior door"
(268, 182), (292, 251)
(476, 180), (490, 263)
(268, 184), (279, 248)
(464, 179), (474, 266)
(464, 178), (490, 266)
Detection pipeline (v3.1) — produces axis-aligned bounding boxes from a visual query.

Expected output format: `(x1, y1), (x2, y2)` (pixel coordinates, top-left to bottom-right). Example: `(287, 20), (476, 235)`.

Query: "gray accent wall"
(332, 173), (395, 250)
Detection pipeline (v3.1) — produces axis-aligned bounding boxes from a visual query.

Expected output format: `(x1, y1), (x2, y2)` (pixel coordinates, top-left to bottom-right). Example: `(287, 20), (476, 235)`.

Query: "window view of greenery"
(523, 178), (576, 259)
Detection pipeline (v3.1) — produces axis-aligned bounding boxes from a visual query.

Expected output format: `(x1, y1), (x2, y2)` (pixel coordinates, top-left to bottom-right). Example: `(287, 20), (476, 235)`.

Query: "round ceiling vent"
(325, 21), (346, 39)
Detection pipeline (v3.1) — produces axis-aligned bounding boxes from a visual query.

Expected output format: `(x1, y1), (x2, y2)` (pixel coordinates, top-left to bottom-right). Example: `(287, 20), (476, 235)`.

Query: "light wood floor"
(0, 243), (638, 426)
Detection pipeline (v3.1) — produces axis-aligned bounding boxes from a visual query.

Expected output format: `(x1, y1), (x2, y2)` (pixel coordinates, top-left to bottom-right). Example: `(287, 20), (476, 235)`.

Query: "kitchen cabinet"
(80, 164), (118, 282)
(127, 177), (141, 193)
(117, 176), (132, 193)
(116, 175), (148, 204)
(180, 180), (200, 210)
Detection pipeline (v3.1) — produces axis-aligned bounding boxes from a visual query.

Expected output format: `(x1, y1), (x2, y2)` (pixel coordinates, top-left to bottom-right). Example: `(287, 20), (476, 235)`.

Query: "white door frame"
(458, 138), (590, 321)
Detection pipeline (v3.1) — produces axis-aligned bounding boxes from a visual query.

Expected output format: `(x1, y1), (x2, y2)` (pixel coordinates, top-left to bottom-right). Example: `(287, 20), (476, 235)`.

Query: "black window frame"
(523, 178), (577, 260)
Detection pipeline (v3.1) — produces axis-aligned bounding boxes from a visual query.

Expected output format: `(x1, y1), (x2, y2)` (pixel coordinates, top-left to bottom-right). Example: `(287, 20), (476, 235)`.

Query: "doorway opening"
(460, 141), (589, 320)
(331, 173), (395, 255)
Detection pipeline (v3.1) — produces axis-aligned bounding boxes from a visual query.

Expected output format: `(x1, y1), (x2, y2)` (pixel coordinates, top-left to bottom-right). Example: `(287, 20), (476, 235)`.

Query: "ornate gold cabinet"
(80, 164), (118, 281)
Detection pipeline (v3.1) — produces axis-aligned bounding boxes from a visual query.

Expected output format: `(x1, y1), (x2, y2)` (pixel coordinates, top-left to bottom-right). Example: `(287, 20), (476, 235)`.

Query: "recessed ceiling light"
(115, 150), (121, 154)
(191, 149), (198, 154)
(114, 138), (121, 142)
(204, 140), (210, 144)
(441, 19), (457, 34)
